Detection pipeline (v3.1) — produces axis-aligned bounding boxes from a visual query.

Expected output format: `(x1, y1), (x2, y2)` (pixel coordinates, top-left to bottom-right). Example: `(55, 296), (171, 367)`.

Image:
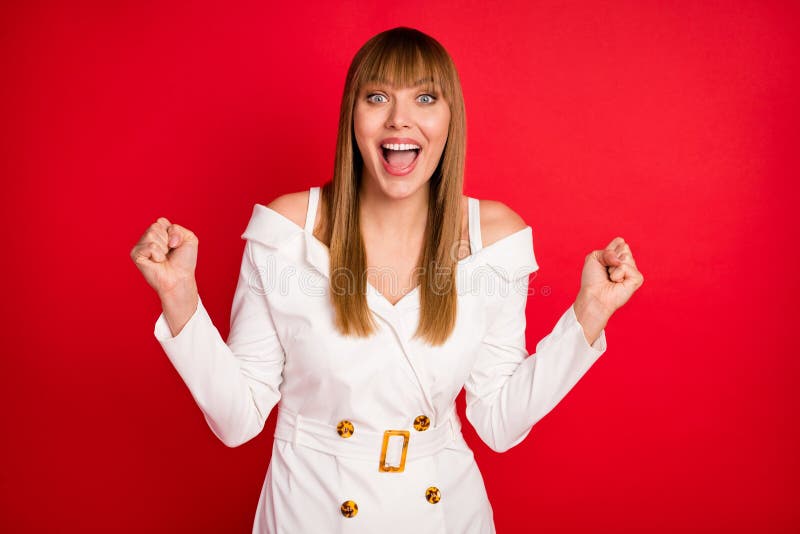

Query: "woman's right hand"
(130, 217), (199, 298)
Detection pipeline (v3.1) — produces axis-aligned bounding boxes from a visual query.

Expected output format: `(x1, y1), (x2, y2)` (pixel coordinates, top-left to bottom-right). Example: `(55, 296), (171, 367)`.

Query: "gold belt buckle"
(378, 430), (410, 472)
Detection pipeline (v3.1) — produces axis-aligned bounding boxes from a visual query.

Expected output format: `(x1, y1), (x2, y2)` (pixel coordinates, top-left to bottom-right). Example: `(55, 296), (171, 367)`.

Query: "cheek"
(354, 109), (384, 140)
(352, 112), (373, 156)
(422, 110), (451, 141)
(352, 108), (365, 138)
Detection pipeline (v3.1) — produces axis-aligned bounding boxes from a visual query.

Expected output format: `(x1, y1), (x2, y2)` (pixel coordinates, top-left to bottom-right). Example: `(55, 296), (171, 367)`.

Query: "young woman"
(131, 26), (643, 534)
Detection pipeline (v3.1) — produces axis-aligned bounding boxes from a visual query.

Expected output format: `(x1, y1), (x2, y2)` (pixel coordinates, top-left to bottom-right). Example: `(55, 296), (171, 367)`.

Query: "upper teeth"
(381, 143), (420, 151)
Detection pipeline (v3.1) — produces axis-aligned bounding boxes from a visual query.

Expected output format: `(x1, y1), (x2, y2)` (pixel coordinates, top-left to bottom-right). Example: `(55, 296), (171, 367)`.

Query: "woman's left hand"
(579, 237), (645, 318)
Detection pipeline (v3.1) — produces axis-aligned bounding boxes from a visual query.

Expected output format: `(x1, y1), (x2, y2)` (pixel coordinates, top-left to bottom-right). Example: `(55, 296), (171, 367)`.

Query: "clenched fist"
(572, 236), (644, 346)
(130, 217), (199, 298)
(580, 236), (644, 316)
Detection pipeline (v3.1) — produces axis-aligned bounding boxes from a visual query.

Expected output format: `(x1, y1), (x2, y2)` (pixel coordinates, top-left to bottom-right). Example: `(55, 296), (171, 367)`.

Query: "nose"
(385, 98), (412, 129)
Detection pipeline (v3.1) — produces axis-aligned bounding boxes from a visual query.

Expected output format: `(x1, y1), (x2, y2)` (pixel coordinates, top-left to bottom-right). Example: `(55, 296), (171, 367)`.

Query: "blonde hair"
(320, 26), (467, 346)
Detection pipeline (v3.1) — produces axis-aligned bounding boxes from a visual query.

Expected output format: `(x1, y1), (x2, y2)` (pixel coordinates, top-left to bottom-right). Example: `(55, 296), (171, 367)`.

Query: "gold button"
(337, 420), (354, 438)
(340, 500), (358, 517)
(413, 415), (430, 431)
(425, 486), (441, 504)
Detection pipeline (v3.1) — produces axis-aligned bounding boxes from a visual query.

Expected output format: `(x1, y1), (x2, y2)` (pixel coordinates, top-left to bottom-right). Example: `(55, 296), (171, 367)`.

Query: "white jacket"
(154, 186), (607, 533)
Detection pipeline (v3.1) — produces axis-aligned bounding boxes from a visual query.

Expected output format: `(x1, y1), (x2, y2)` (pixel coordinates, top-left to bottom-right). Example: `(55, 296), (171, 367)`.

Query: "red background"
(2, 1), (798, 532)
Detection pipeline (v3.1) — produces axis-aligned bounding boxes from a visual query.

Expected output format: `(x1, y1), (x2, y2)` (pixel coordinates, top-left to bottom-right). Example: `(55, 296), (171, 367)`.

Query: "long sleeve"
(153, 240), (286, 448)
(463, 274), (607, 453)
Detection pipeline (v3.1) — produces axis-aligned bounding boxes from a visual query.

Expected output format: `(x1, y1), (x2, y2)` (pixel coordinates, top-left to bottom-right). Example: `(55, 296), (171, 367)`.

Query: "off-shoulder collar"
(241, 203), (538, 284)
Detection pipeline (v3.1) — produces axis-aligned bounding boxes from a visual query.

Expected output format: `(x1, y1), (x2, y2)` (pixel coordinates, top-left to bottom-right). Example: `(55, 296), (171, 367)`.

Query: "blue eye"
(366, 93), (437, 104)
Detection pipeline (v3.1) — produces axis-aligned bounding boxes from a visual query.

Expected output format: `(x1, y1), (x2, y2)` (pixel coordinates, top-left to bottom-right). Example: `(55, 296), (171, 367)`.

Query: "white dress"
(153, 186), (607, 533)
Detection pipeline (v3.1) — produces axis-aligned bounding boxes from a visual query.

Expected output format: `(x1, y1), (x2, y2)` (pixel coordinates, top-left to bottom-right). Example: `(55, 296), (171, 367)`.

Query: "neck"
(357, 179), (429, 244)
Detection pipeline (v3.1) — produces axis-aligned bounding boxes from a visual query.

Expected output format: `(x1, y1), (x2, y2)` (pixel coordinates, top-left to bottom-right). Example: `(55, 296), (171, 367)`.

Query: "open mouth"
(381, 146), (421, 170)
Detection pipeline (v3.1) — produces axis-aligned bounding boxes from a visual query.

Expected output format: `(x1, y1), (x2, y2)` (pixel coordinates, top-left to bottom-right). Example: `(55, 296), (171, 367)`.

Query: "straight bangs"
(352, 34), (455, 104)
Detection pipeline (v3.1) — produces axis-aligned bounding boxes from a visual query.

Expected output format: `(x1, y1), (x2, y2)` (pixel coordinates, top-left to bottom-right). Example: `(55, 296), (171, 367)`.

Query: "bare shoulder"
(479, 199), (528, 247)
(265, 190), (310, 229)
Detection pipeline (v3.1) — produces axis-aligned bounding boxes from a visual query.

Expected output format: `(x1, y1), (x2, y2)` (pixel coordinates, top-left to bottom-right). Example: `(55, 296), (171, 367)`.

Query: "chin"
(377, 171), (431, 198)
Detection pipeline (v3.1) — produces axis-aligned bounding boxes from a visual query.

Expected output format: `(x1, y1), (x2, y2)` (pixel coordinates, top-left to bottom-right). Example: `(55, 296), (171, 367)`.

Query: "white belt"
(274, 405), (462, 473)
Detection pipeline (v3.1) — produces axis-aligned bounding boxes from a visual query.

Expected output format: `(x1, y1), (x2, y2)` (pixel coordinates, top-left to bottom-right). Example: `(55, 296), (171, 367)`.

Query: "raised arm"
(462, 200), (610, 453)
(462, 201), (643, 453)
(153, 240), (286, 447)
(463, 269), (607, 453)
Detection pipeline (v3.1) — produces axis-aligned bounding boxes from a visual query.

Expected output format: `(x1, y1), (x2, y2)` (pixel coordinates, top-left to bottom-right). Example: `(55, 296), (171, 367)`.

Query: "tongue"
(386, 149), (417, 169)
